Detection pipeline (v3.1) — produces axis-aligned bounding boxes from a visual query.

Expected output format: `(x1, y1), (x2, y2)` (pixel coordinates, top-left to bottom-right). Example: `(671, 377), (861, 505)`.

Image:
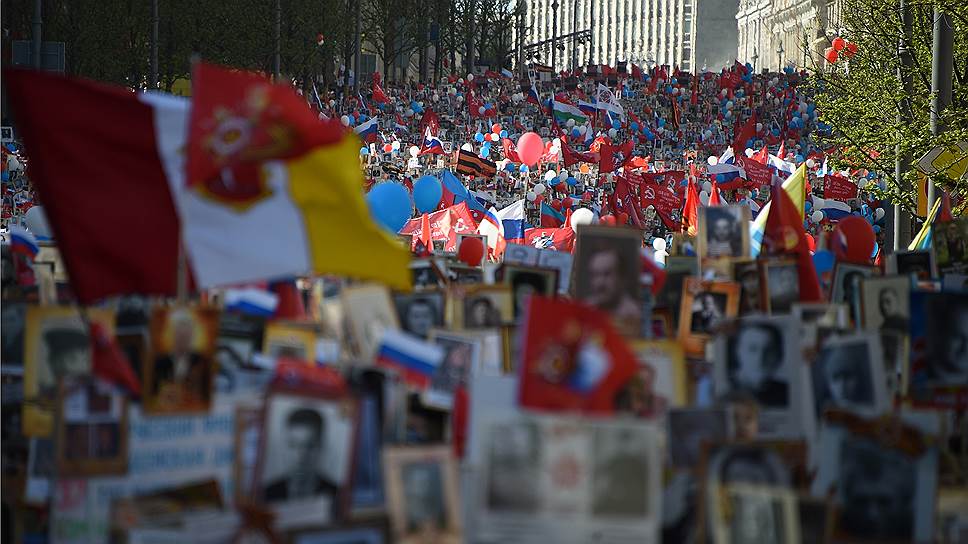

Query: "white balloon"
(458, 78), (464, 84)
(745, 148), (755, 157)
(449, 87), (457, 95)
(806, 158), (816, 168)
(571, 208), (595, 226)
(544, 170), (557, 181)
(478, 106), (486, 114)
(391, 141), (400, 150)
(24, 206), (51, 238)
(534, 183), (547, 195)
(340, 115), (350, 126)
(490, 133), (500, 142)
(702, 181), (712, 193)
(756, 122), (763, 132)
(576, 125), (586, 135)
(655, 248), (669, 265)
(726, 100), (734, 109)
(526, 190), (537, 201)
(707, 156), (718, 166)
(559, 170), (569, 181)
(409, 145), (419, 158)
(467, 73), (474, 81)
(875, 207), (885, 220)
(608, 128), (618, 139)
(461, 143), (474, 151)
(811, 210), (824, 223)
(652, 237), (667, 251)
(858, 178), (869, 188)
(566, 119), (576, 128)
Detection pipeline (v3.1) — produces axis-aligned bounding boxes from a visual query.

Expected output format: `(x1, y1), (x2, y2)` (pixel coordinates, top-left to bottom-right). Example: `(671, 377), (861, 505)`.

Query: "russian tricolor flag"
(419, 126), (444, 155)
(8, 226), (39, 259)
(527, 83), (541, 105)
(354, 117), (380, 144)
(375, 329), (445, 388)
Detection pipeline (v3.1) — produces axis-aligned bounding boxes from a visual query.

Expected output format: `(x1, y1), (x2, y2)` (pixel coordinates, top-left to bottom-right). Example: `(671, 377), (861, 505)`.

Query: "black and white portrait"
(32, 312), (92, 394)
(462, 288), (511, 329)
(503, 243), (540, 266)
(920, 293), (968, 386)
(260, 393), (354, 510)
(724, 320), (788, 407)
(667, 408), (730, 468)
(393, 292), (444, 339)
(425, 332), (481, 409)
(860, 276), (909, 334)
(838, 437), (917, 540)
(574, 227), (642, 329)
(410, 260), (445, 290)
(811, 335), (884, 419)
(485, 421), (541, 512)
(402, 461), (447, 531)
(764, 261), (799, 314)
(830, 264), (875, 323)
(701, 205), (748, 258)
(709, 445), (791, 487)
(689, 291), (727, 334)
(591, 427), (651, 518)
(734, 261), (761, 315)
(725, 487), (788, 544)
(505, 266), (556, 319)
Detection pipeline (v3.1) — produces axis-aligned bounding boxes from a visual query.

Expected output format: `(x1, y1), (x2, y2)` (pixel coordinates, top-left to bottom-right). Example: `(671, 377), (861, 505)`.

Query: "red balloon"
(599, 215), (617, 226)
(805, 233), (816, 253)
(824, 47), (839, 64)
(516, 132), (544, 166)
(551, 198), (562, 210)
(534, 195), (545, 206)
(457, 236), (485, 267)
(832, 216), (875, 264)
(562, 197), (574, 208)
(492, 123), (502, 134)
(617, 212), (629, 225)
(832, 36), (847, 52)
(844, 42), (859, 58)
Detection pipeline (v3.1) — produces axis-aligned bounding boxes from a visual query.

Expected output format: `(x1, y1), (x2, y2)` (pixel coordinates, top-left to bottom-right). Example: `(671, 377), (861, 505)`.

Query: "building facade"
(736, 0), (842, 71)
(516, 0), (740, 74)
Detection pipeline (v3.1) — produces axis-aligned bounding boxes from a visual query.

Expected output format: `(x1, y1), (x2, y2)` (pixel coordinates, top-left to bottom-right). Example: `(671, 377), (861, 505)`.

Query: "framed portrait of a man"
(23, 306), (115, 437)
(859, 276), (909, 335)
(256, 390), (357, 522)
(393, 291), (445, 339)
(460, 286), (512, 329)
(812, 411), (938, 543)
(425, 330), (481, 409)
(678, 278), (740, 356)
(573, 226), (644, 336)
(711, 484), (799, 544)
(907, 291), (968, 408)
(383, 445), (461, 544)
(830, 264), (876, 326)
(713, 316), (810, 438)
(759, 259), (799, 314)
(698, 205), (750, 259)
(809, 333), (888, 420)
(145, 307), (218, 414)
(614, 340), (687, 419)
(502, 265), (558, 320)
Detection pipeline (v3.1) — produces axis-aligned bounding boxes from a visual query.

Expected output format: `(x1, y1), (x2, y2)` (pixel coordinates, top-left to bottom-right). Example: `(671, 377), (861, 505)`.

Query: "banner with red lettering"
(823, 174), (858, 200)
(735, 156), (773, 188)
(640, 182), (682, 230)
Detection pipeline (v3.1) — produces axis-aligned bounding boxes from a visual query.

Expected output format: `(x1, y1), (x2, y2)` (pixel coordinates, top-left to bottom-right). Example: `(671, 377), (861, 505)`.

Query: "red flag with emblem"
(186, 62), (342, 189)
(524, 227), (576, 252)
(599, 141), (633, 173)
(517, 296), (638, 413)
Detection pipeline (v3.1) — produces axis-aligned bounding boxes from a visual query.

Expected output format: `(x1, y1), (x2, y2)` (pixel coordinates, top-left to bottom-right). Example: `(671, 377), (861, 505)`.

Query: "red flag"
(682, 179), (700, 235)
(372, 78), (390, 103)
(752, 144), (769, 165)
(417, 213), (433, 256)
(777, 140), (787, 161)
(271, 280), (307, 320)
(939, 190), (953, 222)
(761, 182), (823, 302)
(517, 296), (638, 414)
(524, 227), (576, 252)
(560, 140), (600, 167)
(708, 179), (722, 206)
(501, 138), (521, 163)
(600, 141), (634, 173)
(823, 174), (858, 200)
(419, 109), (440, 136)
(732, 112), (757, 156)
(90, 322), (142, 396)
(186, 62), (343, 189)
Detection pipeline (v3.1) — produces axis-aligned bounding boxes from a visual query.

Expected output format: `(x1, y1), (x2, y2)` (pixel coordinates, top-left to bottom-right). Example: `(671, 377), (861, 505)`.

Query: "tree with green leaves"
(808, 0), (967, 218)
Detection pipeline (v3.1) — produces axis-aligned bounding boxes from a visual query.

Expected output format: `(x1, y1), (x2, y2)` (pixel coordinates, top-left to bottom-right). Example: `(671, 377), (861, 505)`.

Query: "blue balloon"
(631, 122), (639, 131)
(572, 128), (581, 138)
(359, 146), (369, 156)
(500, 130), (508, 138)
(612, 120), (621, 129)
(871, 243), (879, 259)
(520, 164), (529, 172)
(475, 132), (485, 142)
(657, 119), (666, 128)
(795, 154), (804, 163)
(715, 173), (726, 182)
(566, 177), (578, 186)
(366, 183), (413, 233)
(813, 250), (835, 274)
(413, 175), (443, 213)
(804, 201), (812, 212)
(873, 225), (882, 234)
(666, 85), (674, 93)
(645, 131), (655, 141)
(5, 144), (15, 152)
(485, 102), (493, 109)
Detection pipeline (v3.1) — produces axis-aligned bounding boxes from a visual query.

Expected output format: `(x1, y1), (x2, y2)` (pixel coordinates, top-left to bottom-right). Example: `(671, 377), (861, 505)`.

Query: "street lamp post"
(751, 47), (759, 72)
(776, 42), (784, 71)
(551, 0), (559, 73)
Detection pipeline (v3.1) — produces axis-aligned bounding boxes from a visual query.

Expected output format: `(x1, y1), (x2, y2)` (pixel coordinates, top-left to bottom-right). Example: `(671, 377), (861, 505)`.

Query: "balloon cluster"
(824, 36), (859, 64)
